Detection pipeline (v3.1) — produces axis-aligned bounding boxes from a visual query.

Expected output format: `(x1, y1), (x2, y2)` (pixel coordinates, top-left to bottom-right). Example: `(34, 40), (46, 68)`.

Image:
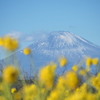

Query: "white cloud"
(6, 31), (35, 43)
(25, 36), (34, 41)
(6, 31), (23, 39)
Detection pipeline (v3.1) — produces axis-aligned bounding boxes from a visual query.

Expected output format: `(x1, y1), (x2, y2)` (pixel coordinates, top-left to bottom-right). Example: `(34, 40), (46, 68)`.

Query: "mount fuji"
(1, 31), (100, 75)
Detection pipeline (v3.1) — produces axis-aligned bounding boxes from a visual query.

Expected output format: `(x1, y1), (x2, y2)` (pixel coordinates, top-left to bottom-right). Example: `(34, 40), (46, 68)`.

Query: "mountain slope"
(31, 31), (100, 56)
(30, 31), (100, 61)
(1, 31), (100, 75)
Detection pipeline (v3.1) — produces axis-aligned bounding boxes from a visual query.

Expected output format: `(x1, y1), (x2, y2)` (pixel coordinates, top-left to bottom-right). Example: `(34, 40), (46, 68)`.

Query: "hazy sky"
(0, 0), (100, 45)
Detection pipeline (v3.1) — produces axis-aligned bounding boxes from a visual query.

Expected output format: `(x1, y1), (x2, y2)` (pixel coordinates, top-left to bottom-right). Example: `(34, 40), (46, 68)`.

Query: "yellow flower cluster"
(3, 65), (19, 83)
(0, 96), (6, 100)
(47, 89), (64, 100)
(0, 36), (19, 51)
(39, 63), (57, 89)
(56, 76), (66, 90)
(86, 57), (99, 67)
(65, 71), (80, 89)
(91, 73), (100, 90)
(0, 47), (100, 100)
(23, 84), (38, 100)
(65, 82), (97, 100)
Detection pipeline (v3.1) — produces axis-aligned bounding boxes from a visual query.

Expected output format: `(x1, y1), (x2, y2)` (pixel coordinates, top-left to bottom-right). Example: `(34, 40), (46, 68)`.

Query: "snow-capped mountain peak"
(32, 31), (99, 51)
(48, 31), (77, 45)
(1, 31), (100, 75)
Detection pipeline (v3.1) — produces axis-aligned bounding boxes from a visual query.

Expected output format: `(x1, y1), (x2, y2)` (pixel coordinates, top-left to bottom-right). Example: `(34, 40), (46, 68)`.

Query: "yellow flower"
(0, 96), (6, 100)
(91, 74), (100, 90)
(87, 93), (97, 100)
(23, 48), (32, 55)
(65, 71), (80, 89)
(79, 83), (88, 92)
(0, 37), (4, 46)
(24, 84), (38, 100)
(3, 66), (19, 83)
(0, 83), (4, 91)
(14, 90), (22, 100)
(72, 65), (79, 72)
(11, 88), (17, 93)
(65, 91), (87, 100)
(47, 89), (63, 100)
(65, 90), (70, 97)
(57, 76), (66, 90)
(39, 63), (57, 89)
(41, 88), (47, 94)
(59, 57), (68, 67)
(92, 58), (99, 65)
(86, 57), (92, 67)
(24, 84), (38, 95)
(49, 90), (60, 100)
(79, 69), (87, 76)
(3, 36), (19, 51)
(97, 73), (100, 77)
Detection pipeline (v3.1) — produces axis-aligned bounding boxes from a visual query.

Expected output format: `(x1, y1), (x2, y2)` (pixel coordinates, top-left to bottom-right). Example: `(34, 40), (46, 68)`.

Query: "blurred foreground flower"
(59, 57), (68, 67)
(72, 65), (79, 72)
(0, 37), (4, 46)
(86, 57), (99, 67)
(47, 89), (64, 100)
(0, 36), (19, 51)
(91, 73), (100, 90)
(23, 84), (38, 100)
(79, 69), (87, 76)
(65, 71), (80, 89)
(39, 63), (57, 89)
(11, 88), (17, 94)
(3, 66), (19, 83)
(0, 46), (100, 100)
(86, 57), (93, 67)
(92, 58), (99, 65)
(23, 48), (32, 55)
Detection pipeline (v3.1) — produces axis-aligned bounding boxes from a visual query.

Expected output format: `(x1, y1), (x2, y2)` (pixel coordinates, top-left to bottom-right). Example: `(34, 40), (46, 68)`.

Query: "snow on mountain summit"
(1, 31), (100, 75)
(29, 31), (100, 73)
(47, 31), (98, 47)
(31, 31), (100, 55)
(47, 31), (77, 46)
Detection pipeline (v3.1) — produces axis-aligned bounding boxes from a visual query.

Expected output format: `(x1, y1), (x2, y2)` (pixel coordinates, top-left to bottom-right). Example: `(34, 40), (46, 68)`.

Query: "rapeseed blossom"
(0, 37), (100, 100)
(86, 57), (93, 67)
(0, 36), (19, 51)
(11, 88), (17, 93)
(91, 73), (100, 90)
(3, 66), (19, 83)
(59, 57), (68, 67)
(23, 84), (38, 100)
(65, 71), (80, 89)
(39, 63), (57, 89)
(92, 58), (99, 65)
(79, 69), (87, 76)
(0, 37), (4, 46)
(72, 65), (79, 72)
(23, 48), (32, 55)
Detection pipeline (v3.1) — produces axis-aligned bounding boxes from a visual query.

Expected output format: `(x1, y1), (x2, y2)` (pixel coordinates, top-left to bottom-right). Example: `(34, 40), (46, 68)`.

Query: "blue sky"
(0, 0), (100, 45)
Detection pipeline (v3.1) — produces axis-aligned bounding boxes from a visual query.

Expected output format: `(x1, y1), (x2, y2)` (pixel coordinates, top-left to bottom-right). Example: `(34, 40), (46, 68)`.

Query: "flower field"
(0, 36), (100, 100)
